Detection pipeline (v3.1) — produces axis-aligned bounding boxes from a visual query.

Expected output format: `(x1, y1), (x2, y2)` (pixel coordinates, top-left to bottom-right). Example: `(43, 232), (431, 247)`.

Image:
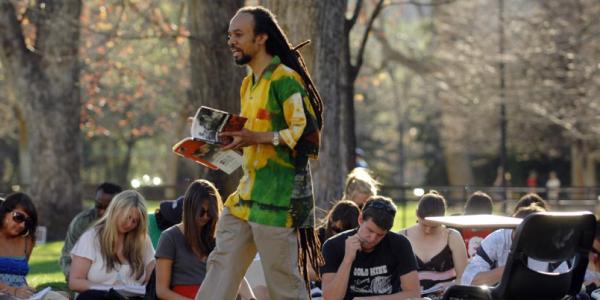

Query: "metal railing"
(382, 185), (600, 228)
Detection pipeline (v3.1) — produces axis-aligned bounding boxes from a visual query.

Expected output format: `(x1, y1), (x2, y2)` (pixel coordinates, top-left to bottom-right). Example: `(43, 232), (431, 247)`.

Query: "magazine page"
(27, 287), (51, 300)
(188, 141), (242, 174)
(114, 285), (146, 297)
(172, 138), (242, 174)
(421, 283), (447, 295)
(204, 148), (243, 174)
(89, 285), (145, 297)
(190, 106), (229, 144)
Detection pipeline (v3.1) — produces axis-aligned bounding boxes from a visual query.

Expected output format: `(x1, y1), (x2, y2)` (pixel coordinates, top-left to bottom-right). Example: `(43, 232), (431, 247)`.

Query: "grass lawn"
(26, 200), (427, 289)
(27, 241), (68, 291)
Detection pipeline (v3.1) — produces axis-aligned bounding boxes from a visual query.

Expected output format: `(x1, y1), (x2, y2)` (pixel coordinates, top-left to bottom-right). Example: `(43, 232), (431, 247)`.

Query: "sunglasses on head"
(364, 200), (396, 215)
(12, 211), (30, 224)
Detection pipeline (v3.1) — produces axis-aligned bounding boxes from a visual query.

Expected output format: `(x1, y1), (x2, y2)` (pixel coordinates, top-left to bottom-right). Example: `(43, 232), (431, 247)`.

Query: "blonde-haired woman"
(342, 167), (379, 208)
(69, 190), (155, 299)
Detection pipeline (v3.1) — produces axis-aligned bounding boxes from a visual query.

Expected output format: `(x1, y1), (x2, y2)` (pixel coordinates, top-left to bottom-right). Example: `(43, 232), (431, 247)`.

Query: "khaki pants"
(196, 208), (307, 300)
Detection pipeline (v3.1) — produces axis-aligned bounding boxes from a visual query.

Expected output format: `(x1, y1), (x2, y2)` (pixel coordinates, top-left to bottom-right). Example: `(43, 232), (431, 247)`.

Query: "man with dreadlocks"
(195, 6), (324, 300)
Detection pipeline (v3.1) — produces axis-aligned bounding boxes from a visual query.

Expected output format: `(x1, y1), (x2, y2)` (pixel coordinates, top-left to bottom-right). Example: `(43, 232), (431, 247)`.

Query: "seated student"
(321, 196), (420, 300)
(308, 200), (361, 298)
(461, 191), (494, 258)
(513, 193), (548, 213)
(0, 193), (37, 299)
(460, 203), (568, 286)
(148, 196), (184, 248)
(400, 191), (468, 299)
(155, 180), (255, 300)
(69, 190), (155, 299)
(155, 180), (218, 299)
(60, 182), (123, 279)
(0, 193), (67, 300)
(317, 200), (361, 244)
(342, 168), (379, 209)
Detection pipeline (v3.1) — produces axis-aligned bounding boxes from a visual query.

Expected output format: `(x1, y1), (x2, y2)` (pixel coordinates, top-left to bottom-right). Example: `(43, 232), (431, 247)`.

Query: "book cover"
(173, 106), (246, 174)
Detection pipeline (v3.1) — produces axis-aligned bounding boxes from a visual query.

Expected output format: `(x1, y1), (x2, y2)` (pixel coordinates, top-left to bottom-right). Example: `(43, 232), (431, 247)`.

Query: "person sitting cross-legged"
(320, 196), (420, 300)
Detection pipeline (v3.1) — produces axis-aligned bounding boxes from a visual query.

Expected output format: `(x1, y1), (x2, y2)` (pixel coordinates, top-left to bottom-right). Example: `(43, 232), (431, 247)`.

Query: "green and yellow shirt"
(225, 56), (318, 228)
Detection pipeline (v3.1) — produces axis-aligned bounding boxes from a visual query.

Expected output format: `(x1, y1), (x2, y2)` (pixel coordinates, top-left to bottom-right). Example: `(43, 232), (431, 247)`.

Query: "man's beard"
(234, 53), (252, 65)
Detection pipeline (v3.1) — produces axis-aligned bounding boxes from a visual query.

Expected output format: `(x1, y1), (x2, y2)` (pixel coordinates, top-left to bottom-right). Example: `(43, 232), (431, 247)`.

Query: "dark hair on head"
(514, 193), (548, 213)
(512, 203), (546, 218)
(321, 200), (360, 240)
(236, 6), (323, 129)
(96, 182), (123, 195)
(182, 179), (223, 259)
(416, 190), (447, 219)
(0, 192), (38, 239)
(362, 196), (397, 231)
(464, 191), (494, 215)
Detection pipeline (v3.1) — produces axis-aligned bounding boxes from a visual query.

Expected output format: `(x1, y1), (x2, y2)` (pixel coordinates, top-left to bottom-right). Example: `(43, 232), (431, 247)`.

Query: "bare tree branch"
(352, 0), (384, 80)
(0, 1), (34, 76)
(372, 27), (435, 74)
(345, 0), (363, 33)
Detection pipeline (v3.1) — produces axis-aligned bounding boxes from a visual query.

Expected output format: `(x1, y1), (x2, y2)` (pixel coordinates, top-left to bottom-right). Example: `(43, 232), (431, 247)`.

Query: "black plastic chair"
(442, 211), (596, 300)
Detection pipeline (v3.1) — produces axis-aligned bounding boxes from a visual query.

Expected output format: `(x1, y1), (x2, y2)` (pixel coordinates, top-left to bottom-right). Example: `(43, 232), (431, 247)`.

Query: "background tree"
(187, 0), (244, 197)
(0, 1), (83, 239)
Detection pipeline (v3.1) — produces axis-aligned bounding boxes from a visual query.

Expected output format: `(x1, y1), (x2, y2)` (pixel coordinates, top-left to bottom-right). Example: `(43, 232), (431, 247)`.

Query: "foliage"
(79, 0), (190, 185)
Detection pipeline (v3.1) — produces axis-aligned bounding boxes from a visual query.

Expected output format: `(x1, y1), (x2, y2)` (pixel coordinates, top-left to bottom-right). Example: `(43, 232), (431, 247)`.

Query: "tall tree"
(187, 0), (244, 196)
(0, 1), (82, 239)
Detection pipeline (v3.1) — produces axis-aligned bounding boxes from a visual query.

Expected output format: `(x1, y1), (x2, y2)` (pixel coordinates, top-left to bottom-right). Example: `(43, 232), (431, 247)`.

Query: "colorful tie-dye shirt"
(224, 56), (317, 228)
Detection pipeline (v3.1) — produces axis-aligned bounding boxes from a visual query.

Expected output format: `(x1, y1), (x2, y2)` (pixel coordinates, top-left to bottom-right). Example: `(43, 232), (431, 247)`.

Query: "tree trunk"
(0, 1), (83, 240)
(187, 0), (244, 197)
(116, 138), (135, 186)
(267, 0), (348, 215)
(571, 140), (597, 200)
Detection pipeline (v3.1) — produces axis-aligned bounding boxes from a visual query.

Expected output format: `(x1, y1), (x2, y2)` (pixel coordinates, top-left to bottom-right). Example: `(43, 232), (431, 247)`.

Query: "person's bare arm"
(322, 234), (362, 300)
(471, 267), (505, 286)
(0, 282), (34, 299)
(448, 229), (468, 281)
(353, 270), (421, 300)
(220, 130), (283, 150)
(155, 258), (190, 300)
(69, 255), (101, 292)
(144, 260), (156, 284)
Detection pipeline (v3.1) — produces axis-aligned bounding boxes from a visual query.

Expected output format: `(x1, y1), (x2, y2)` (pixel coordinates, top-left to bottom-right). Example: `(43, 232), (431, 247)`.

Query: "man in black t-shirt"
(321, 196), (420, 300)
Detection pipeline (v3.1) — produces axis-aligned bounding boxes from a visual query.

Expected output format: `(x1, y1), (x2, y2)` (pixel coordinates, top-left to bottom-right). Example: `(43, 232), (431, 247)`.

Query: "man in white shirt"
(461, 204), (569, 286)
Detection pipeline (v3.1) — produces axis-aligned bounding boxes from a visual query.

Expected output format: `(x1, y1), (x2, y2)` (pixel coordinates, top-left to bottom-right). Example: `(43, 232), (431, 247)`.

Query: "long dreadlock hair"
(237, 6), (325, 295)
(238, 6), (324, 130)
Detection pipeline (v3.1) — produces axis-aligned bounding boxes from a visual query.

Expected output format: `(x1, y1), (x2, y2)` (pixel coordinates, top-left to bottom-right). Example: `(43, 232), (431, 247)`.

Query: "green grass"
(26, 201), (426, 289)
(27, 241), (68, 291)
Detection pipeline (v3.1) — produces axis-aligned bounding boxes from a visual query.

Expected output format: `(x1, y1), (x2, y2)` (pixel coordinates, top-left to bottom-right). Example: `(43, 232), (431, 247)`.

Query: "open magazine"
(173, 106), (247, 174)
(89, 285), (145, 297)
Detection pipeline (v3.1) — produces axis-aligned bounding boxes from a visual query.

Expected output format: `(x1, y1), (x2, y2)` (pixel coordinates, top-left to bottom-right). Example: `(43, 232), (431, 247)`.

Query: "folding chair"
(443, 211), (595, 300)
